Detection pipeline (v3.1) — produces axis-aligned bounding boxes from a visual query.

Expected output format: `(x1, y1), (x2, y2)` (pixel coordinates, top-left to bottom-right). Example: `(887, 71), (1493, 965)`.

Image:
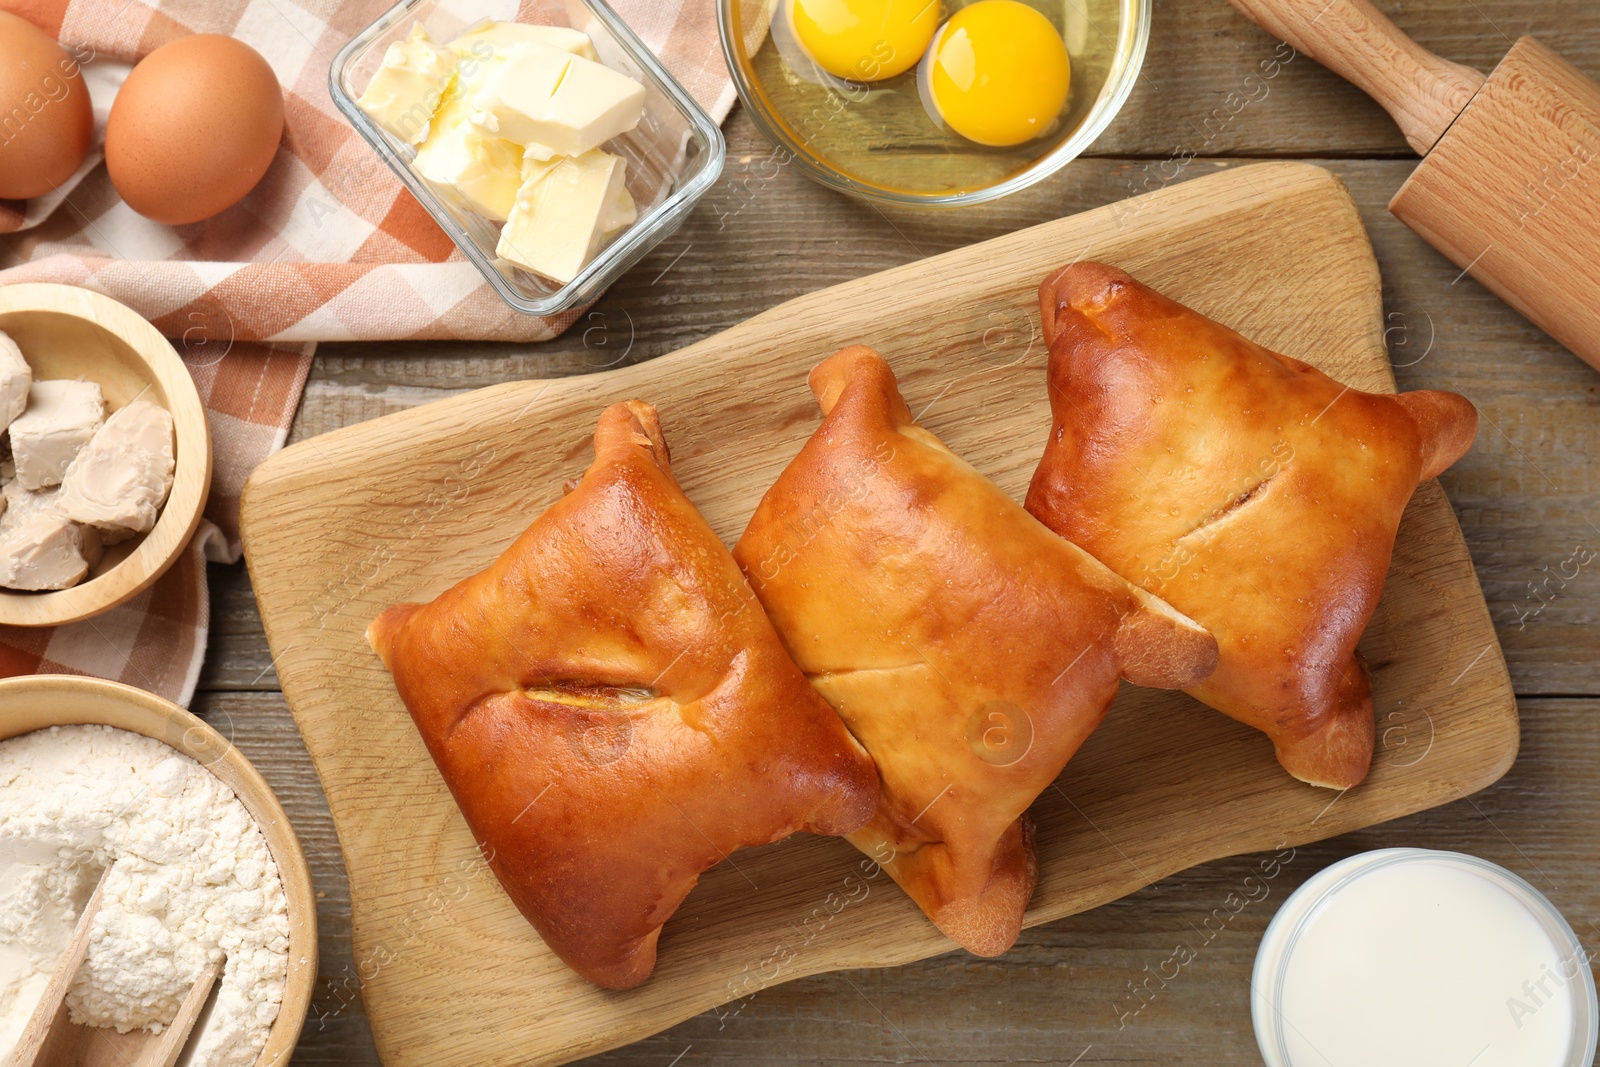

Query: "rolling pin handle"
(1226, 0), (1487, 155)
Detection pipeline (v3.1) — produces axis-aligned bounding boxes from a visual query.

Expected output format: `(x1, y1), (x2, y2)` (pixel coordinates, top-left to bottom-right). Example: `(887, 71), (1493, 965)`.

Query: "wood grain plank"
(239, 163), (1516, 1067)
(204, 138), (1600, 1067)
(1222, 0), (1489, 156)
(1106, 0), (1600, 158)
(251, 693), (1592, 1065)
(278, 153), (1600, 698)
(716, 0), (1600, 161)
(199, 53), (1600, 1067)
(573, 695), (1599, 1067)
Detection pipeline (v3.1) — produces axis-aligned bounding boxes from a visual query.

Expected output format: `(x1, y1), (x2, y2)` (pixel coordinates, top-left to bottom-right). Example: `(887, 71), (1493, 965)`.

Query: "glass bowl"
(1252, 849), (1599, 1067)
(717, 0), (1150, 206)
(331, 0), (726, 316)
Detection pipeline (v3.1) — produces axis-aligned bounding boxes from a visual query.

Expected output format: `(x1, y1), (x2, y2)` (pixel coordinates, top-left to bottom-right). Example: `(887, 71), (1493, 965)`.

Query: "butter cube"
(445, 21), (598, 128)
(497, 150), (627, 283)
(450, 21), (599, 64)
(0, 331), (31, 433)
(518, 153), (633, 233)
(472, 42), (644, 157)
(59, 400), (176, 539)
(471, 42), (569, 140)
(413, 80), (525, 221)
(357, 23), (457, 145)
(10, 380), (104, 491)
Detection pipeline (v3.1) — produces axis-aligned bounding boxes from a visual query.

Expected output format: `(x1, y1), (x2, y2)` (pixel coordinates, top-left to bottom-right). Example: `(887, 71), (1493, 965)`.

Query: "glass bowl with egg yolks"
(718, 0), (1151, 205)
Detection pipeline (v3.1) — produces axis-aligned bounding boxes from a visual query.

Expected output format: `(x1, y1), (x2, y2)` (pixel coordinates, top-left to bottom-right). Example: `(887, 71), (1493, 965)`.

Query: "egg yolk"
(924, 0), (1070, 147)
(791, 0), (940, 82)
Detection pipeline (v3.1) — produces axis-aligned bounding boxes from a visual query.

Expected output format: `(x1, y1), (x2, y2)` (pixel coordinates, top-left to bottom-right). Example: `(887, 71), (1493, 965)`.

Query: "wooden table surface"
(206, 2), (1600, 1063)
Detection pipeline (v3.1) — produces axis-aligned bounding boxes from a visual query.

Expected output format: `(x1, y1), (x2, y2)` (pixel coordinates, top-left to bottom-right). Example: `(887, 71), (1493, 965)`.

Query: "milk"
(1253, 849), (1597, 1067)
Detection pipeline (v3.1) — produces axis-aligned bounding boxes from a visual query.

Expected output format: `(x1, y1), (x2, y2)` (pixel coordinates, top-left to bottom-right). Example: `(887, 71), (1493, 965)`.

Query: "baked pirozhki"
(733, 346), (1218, 956)
(1025, 262), (1478, 790)
(368, 400), (878, 990)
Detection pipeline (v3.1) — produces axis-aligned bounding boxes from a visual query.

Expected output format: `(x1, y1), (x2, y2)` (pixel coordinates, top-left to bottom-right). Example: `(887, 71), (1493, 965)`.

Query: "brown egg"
(106, 34), (284, 225)
(0, 11), (94, 201)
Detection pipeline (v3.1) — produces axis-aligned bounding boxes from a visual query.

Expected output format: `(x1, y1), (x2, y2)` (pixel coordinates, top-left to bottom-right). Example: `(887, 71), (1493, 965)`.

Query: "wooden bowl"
(0, 675), (317, 1065)
(0, 283), (211, 626)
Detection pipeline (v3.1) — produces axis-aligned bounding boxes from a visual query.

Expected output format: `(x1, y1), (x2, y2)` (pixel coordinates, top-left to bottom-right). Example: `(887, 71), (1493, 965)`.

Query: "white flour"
(0, 724), (290, 1067)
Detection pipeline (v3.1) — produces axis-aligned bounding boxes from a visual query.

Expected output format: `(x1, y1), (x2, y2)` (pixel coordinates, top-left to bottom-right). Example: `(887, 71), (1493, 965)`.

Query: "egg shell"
(0, 10), (94, 201)
(106, 34), (285, 226)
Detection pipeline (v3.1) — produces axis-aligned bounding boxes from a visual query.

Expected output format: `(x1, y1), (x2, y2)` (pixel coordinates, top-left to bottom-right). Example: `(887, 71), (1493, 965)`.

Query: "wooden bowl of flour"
(0, 284), (211, 626)
(0, 675), (316, 1065)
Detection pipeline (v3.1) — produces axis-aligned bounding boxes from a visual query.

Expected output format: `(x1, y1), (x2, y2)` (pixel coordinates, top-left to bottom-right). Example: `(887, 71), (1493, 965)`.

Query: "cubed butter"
(10, 380), (104, 491)
(0, 331), (31, 433)
(450, 21), (599, 63)
(517, 153), (632, 233)
(472, 42), (644, 158)
(497, 150), (627, 283)
(357, 23), (457, 145)
(471, 42), (569, 141)
(446, 20), (599, 128)
(59, 400), (176, 539)
(413, 80), (525, 221)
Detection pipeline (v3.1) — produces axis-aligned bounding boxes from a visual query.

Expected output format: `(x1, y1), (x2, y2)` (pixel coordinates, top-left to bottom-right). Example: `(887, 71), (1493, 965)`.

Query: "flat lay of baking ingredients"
(0, 0), (1596, 1063)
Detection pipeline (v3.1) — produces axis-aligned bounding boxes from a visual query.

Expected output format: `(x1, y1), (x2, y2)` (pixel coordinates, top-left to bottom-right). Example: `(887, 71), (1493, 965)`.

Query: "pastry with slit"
(733, 346), (1218, 956)
(1025, 261), (1478, 790)
(369, 400), (879, 989)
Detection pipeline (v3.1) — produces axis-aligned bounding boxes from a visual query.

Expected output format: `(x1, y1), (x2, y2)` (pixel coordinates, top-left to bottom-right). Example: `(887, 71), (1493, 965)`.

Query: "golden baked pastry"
(368, 400), (879, 989)
(1026, 262), (1478, 790)
(733, 346), (1218, 956)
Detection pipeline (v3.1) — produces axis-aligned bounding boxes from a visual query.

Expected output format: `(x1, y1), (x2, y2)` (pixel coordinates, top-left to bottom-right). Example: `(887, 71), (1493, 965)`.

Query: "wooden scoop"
(1227, 0), (1600, 373)
(5, 868), (225, 1067)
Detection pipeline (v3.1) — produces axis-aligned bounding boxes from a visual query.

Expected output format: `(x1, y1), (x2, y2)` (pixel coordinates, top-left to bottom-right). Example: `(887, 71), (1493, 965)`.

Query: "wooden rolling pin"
(1227, 0), (1600, 373)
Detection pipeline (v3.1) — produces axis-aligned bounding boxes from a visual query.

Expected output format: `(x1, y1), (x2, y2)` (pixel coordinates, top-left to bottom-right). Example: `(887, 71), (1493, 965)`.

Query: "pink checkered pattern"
(0, 0), (734, 704)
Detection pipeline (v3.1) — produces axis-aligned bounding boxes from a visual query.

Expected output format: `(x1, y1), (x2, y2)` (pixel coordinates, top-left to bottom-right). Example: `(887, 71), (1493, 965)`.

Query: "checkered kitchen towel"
(0, 0), (735, 705)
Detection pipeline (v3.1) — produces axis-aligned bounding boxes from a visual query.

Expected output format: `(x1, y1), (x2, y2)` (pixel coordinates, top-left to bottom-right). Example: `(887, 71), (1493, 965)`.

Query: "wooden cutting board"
(240, 162), (1517, 1067)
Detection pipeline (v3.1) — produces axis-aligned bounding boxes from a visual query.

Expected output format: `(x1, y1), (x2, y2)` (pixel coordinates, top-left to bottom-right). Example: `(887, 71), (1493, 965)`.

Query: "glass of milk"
(1253, 848), (1598, 1067)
